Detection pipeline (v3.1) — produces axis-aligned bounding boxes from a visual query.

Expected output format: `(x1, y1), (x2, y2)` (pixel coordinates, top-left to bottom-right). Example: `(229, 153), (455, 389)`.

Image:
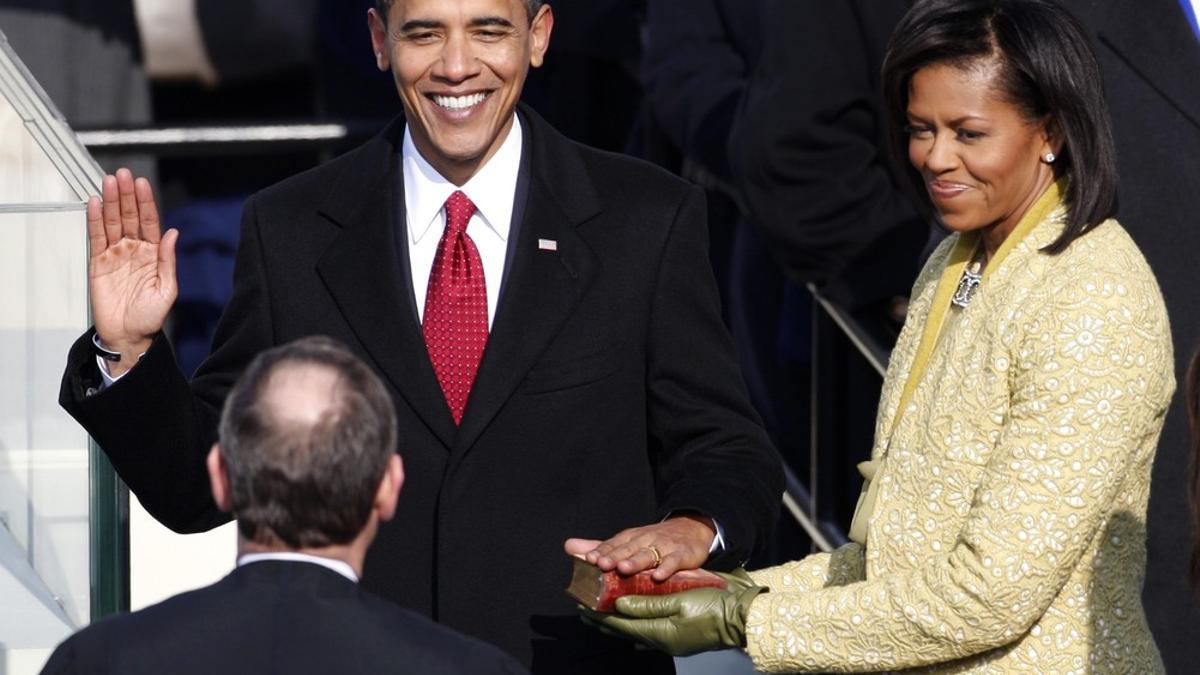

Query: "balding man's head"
(217, 337), (398, 548)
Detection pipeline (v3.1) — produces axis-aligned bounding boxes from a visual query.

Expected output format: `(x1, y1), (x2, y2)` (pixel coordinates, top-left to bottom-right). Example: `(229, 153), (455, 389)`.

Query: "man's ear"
(375, 454), (405, 522)
(367, 8), (391, 72)
(528, 5), (554, 69)
(206, 444), (233, 513)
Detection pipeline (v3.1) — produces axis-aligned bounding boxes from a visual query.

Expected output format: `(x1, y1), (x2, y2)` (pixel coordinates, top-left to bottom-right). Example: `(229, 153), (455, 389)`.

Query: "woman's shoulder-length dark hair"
(881, 0), (1118, 254)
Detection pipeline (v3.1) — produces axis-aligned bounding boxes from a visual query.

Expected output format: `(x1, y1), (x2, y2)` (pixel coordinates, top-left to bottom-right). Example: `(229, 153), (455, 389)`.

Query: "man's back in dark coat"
(40, 561), (527, 675)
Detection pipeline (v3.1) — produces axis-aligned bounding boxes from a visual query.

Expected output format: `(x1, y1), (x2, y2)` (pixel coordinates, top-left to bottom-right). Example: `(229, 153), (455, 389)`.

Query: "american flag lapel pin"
(538, 238), (558, 251)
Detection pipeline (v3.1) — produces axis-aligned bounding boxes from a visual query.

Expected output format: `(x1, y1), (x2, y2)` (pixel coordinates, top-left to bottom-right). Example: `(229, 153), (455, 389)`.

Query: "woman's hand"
(580, 572), (767, 657)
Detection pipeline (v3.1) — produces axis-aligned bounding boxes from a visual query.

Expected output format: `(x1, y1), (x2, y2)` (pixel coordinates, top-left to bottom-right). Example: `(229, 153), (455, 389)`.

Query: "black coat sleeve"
(58, 196), (275, 533)
(730, 0), (925, 289)
(646, 185), (783, 568)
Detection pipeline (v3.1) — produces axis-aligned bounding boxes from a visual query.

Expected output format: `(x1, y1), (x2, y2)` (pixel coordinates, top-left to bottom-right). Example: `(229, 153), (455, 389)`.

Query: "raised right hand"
(88, 168), (179, 376)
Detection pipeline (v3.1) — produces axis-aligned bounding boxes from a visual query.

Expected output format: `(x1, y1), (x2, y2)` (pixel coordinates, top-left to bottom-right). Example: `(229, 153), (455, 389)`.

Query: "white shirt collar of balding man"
(237, 552), (358, 582)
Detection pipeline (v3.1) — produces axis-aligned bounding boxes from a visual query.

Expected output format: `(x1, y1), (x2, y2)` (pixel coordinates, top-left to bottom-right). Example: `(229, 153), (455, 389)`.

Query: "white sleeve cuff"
(709, 518), (727, 554)
(92, 334), (140, 390)
(95, 354), (122, 390)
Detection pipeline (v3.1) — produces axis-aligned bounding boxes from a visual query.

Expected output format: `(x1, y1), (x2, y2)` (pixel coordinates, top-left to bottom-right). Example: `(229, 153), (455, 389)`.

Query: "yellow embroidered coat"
(745, 184), (1174, 674)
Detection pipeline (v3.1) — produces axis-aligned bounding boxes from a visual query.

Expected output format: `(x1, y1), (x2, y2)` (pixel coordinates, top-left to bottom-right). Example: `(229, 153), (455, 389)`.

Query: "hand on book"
(564, 514), (716, 581)
(579, 571), (767, 657)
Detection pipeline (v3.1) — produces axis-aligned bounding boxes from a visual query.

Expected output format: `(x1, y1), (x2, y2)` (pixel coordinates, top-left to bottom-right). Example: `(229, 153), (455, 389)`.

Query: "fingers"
(101, 174), (121, 246)
(159, 228), (179, 291)
(589, 532), (668, 576)
(135, 177), (162, 243)
(618, 545), (665, 577)
(564, 538), (604, 558)
(586, 522), (711, 579)
(650, 547), (690, 581)
(583, 527), (641, 570)
(116, 169), (140, 240)
(614, 594), (681, 619)
(87, 196), (107, 256)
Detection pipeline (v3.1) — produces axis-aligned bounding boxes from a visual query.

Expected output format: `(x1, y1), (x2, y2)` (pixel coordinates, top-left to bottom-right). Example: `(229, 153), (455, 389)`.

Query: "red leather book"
(566, 556), (729, 613)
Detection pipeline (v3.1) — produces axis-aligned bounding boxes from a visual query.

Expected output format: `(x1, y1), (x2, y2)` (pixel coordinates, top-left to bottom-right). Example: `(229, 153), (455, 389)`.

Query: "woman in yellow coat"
(584, 0), (1174, 672)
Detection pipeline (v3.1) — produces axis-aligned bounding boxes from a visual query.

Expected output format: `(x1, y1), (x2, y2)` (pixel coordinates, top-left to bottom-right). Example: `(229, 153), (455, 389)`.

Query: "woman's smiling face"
(906, 61), (1059, 250)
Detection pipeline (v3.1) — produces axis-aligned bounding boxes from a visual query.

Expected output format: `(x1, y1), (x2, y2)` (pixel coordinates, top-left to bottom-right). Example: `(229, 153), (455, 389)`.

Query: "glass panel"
(0, 208), (90, 648)
(0, 90), (77, 204)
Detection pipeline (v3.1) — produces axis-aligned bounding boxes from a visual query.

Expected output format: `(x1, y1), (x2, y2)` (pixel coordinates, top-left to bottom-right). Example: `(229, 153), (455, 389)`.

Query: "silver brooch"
(951, 262), (982, 309)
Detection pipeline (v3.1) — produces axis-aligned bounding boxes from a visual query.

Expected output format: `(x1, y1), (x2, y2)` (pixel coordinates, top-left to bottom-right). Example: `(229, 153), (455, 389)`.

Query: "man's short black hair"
(218, 336), (398, 548)
(882, 0), (1118, 253)
(375, 0), (544, 24)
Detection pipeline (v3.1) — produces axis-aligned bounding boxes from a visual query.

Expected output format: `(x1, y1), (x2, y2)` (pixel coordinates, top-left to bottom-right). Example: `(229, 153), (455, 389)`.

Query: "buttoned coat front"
(743, 188), (1174, 673)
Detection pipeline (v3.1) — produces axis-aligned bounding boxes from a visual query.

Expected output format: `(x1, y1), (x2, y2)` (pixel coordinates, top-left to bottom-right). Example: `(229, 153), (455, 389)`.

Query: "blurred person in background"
(1053, 1), (1200, 667)
(731, 0), (928, 322)
(641, 0), (810, 566)
(586, 1), (1175, 671)
(521, 0), (644, 153)
(727, 0), (931, 539)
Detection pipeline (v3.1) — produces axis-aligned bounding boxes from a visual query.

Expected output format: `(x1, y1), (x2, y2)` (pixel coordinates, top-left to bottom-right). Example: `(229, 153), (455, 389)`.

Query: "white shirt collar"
(237, 552), (359, 583)
(402, 116), (523, 246)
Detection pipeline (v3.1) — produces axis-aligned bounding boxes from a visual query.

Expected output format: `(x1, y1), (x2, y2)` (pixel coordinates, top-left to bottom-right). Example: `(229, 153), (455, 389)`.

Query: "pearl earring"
(1044, 152), (1057, 164)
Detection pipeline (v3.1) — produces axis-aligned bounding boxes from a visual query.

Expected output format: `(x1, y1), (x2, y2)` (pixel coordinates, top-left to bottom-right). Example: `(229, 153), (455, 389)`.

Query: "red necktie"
(423, 190), (489, 424)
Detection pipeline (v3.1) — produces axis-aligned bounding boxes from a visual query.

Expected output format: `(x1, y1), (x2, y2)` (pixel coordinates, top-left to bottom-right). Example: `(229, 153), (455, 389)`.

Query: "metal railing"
(786, 284), (893, 554)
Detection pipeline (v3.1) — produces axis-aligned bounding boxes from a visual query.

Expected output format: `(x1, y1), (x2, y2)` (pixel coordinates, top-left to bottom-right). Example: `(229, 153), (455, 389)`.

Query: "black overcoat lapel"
(314, 120), (458, 448)
(1098, 0), (1200, 130)
(450, 108), (601, 466)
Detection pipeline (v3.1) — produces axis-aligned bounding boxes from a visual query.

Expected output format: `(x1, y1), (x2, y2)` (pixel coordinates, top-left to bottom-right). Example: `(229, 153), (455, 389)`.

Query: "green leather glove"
(579, 570), (768, 657)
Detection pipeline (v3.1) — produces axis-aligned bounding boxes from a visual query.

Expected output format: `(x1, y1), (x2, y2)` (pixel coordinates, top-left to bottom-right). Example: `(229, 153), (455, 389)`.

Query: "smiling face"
(369, 0), (552, 185)
(906, 61), (1060, 253)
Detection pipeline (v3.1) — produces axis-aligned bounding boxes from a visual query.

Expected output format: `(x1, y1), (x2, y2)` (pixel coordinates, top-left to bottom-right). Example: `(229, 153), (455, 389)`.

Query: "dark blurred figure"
(728, 0), (928, 535)
(1058, 1), (1200, 669)
(642, 0), (810, 568)
(731, 0), (927, 313)
(522, 0), (644, 152)
(641, 0), (760, 293)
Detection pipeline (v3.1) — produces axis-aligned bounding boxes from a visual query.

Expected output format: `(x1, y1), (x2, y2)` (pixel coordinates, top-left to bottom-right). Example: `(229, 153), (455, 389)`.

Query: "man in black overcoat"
(44, 337), (527, 675)
(57, 1), (782, 673)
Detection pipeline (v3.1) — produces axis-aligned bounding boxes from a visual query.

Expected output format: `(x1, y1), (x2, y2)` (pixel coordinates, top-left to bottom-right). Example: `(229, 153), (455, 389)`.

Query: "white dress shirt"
(403, 118), (523, 329)
(237, 551), (358, 582)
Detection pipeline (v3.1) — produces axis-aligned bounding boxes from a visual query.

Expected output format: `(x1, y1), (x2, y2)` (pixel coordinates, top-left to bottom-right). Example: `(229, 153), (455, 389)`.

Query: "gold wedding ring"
(646, 544), (662, 568)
